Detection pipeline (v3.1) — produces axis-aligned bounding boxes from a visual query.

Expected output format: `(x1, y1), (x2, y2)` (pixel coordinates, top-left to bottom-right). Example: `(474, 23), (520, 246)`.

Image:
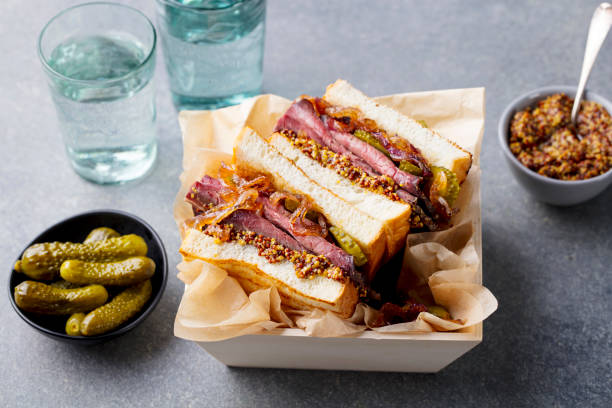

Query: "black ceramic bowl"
(8, 210), (168, 345)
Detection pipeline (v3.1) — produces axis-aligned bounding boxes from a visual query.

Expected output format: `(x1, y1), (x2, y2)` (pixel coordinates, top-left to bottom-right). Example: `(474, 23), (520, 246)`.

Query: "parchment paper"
(173, 87), (498, 341)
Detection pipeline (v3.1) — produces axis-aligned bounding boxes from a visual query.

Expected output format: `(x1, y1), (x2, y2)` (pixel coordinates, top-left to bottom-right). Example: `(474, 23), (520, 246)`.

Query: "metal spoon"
(571, 2), (612, 134)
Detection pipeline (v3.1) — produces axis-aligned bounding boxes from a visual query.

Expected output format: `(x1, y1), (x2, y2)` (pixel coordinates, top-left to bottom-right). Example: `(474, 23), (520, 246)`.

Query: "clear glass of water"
(38, 3), (157, 184)
(156, 0), (266, 110)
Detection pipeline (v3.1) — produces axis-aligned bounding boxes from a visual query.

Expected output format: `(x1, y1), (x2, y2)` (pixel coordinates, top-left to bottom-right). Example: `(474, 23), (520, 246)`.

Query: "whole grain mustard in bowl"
(498, 86), (612, 206)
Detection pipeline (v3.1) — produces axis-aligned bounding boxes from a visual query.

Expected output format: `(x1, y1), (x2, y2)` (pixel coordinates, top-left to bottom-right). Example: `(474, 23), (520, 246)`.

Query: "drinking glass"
(156, 0), (266, 110)
(38, 2), (157, 184)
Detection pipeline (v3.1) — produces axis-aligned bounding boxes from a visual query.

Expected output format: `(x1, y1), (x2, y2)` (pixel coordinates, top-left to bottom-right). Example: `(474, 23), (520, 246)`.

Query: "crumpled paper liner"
(173, 87), (498, 341)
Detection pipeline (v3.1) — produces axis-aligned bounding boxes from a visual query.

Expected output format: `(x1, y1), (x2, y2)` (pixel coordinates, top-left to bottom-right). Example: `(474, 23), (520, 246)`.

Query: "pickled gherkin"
(353, 129), (389, 156)
(80, 280), (152, 336)
(329, 226), (368, 267)
(431, 166), (460, 206)
(50, 279), (81, 289)
(60, 256), (155, 286)
(427, 305), (450, 320)
(83, 227), (120, 243)
(18, 234), (148, 280)
(65, 313), (85, 336)
(399, 161), (423, 176)
(14, 281), (108, 315)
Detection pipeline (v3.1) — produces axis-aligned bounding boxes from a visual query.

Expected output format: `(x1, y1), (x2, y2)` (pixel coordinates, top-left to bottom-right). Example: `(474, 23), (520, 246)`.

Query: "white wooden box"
(184, 88), (488, 373)
(197, 324), (481, 372)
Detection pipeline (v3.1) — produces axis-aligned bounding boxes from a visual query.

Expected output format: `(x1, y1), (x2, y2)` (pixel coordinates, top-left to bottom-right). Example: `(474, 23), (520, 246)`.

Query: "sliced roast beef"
(327, 128), (422, 196)
(369, 131), (432, 177)
(275, 100), (379, 177)
(224, 210), (306, 252)
(186, 179), (306, 252)
(187, 177), (365, 282)
(187, 176), (227, 207)
(274, 99), (422, 196)
(395, 188), (418, 204)
(260, 198), (361, 281)
(274, 99), (330, 145)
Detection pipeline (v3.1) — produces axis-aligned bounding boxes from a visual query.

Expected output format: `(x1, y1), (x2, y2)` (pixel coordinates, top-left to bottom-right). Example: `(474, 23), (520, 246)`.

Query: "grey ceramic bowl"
(498, 85), (612, 206)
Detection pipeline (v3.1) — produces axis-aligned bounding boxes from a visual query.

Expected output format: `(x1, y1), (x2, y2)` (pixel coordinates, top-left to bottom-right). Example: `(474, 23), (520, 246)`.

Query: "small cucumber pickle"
(80, 280), (152, 336)
(353, 129), (389, 155)
(18, 234), (148, 280)
(60, 256), (155, 286)
(83, 227), (120, 244)
(427, 305), (450, 320)
(399, 161), (423, 176)
(50, 280), (82, 289)
(14, 281), (108, 315)
(329, 226), (368, 267)
(430, 166), (460, 206)
(65, 313), (86, 336)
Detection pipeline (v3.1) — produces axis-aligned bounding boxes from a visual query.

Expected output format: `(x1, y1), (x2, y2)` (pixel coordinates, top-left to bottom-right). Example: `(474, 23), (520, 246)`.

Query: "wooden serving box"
(180, 88), (488, 372)
(197, 326), (481, 372)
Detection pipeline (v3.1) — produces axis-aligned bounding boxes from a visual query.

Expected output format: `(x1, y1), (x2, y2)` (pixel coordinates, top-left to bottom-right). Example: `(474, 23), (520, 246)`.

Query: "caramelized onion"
(195, 188), (261, 227)
(324, 107), (361, 133)
(269, 191), (301, 206)
(191, 164), (273, 228)
(269, 191), (328, 237)
(316, 213), (328, 238)
(218, 161), (237, 186)
(301, 96), (331, 116)
(204, 224), (231, 242)
(192, 161), (329, 238)
(236, 174), (270, 190)
(289, 200), (327, 237)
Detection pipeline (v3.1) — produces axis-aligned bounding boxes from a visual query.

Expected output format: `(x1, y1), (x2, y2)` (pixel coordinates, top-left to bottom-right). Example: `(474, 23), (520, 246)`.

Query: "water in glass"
(158, 0), (265, 110)
(47, 34), (156, 184)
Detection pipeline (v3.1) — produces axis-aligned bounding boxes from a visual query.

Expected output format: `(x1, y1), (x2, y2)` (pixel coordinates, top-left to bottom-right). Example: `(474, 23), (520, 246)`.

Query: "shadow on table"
(46, 282), (181, 369)
(221, 188), (612, 406)
(540, 186), (612, 224)
(217, 229), (532, 405)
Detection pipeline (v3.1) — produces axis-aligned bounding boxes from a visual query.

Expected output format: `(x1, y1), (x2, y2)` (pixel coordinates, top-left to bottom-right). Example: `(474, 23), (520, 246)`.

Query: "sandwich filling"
(203, 223), (345, 281)
(274, 97), (462, 230)
(184, 165), (367, 287)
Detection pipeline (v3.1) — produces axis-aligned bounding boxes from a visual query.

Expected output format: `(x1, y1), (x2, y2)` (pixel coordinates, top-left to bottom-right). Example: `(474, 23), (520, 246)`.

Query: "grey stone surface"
(1, 0), (611, 406)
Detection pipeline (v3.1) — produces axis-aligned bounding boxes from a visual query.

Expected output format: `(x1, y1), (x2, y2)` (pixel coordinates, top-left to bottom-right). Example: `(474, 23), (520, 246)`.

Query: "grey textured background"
(1, 0), (611, 406)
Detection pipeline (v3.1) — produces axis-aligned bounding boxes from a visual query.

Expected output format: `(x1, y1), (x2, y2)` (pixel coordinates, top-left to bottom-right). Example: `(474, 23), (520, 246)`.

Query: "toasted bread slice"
(324, 79), (472, 183)
(234, 127), (386, 281)
(180, 229), (358, 318)
(269, 131), (411, 258)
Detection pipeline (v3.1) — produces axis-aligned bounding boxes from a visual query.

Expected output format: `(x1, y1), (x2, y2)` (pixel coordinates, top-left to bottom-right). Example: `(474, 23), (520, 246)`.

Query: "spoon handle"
(571, 3), (612, 124)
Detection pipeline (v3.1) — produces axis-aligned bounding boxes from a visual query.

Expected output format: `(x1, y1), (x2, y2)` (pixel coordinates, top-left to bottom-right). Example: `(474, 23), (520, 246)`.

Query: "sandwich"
(180, 127), (392, 317)
(272, 79), (472, 232)
(179, 80), (473, 319)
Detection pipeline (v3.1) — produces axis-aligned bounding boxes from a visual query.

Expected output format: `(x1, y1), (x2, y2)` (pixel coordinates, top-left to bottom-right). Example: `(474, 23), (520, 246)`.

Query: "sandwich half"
(324, 79), (472, 182)
(180, 127), (397, 317)
(180, 229), (358, 317)
(272, 79), (473, 232)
